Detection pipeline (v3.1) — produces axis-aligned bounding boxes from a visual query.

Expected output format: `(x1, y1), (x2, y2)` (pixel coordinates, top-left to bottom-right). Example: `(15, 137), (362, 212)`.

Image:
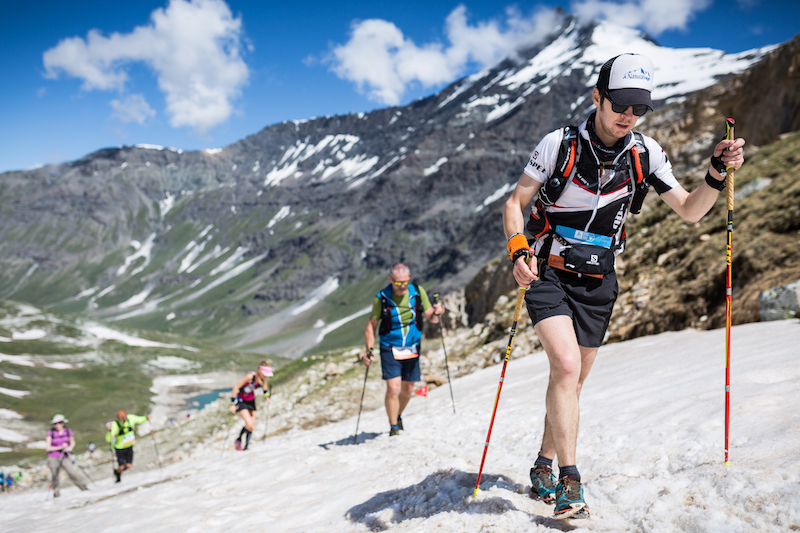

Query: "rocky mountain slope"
(0, 15), (778, 358)
(463, 33), (800, 340)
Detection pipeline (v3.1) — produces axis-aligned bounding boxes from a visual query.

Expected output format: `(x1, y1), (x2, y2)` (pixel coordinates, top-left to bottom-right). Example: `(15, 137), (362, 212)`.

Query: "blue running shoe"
(554, 477), (590, 519)
(529, 465), (556, 504)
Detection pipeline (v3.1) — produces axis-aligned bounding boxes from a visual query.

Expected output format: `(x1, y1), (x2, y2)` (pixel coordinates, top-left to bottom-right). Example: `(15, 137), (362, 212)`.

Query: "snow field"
(1, 320), (798, 532)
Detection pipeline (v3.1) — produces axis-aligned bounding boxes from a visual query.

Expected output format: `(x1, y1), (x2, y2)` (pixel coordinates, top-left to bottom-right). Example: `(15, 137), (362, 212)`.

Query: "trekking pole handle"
(725, 118), (735, 211)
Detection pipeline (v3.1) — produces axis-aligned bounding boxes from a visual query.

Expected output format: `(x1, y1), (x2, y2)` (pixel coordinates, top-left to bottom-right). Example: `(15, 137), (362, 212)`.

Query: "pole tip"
(724, 460), (730, 466)
(473, 488), (482, 497)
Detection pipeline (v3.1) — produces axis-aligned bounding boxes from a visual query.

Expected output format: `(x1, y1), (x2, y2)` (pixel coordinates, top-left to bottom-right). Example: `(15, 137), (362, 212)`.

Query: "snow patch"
(322, 154), (379, 181)
(0, 408), (23, 419)
(423, 157), (448, 176)
(0, 427), (29, 442)
(159, 192), (176, 218)
(209, 246), (249, 276)
(315, 306), (371, 343)
(475, 182), (516, 212)
(116, 284), (155, 310)
(187, 244), (228, 274)
(117, 233), (156, 276)
(267, 206), (291, 229)
(0, 387), (30, 398)
(12, 329), (47, 340)
(86, 325), (198, 352)
(0, 354), (35, 367)
(486, 97), (525, 122)
(264, 160), (299, 187)
(175, 252), (268, 306)
(290, 277), (339, 316)
(135, 144), (182, 154)
(146, 356), (201, 371)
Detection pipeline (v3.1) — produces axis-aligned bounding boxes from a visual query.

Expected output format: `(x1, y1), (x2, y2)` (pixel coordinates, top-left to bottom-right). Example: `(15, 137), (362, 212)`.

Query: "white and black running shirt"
(522, 117), (680, 256)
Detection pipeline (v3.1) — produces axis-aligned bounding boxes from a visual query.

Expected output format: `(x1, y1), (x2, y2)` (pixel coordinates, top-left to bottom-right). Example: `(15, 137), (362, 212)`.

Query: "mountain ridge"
(0, 16), (786, 358)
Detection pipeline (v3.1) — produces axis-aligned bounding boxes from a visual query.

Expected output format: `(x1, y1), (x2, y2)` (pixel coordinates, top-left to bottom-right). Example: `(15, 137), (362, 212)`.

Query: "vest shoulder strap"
(378, 284), (423, 335)
(411, 282), (424, 330)
(540, 127), (652, 213)
(538, 125), (579, 209)
(629, 132), (651, 214)
(378, 289), (391, 336)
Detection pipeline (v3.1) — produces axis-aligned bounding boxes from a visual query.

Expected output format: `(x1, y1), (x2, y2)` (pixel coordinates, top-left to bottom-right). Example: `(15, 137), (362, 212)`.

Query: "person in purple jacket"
(45, 414), (88, 497)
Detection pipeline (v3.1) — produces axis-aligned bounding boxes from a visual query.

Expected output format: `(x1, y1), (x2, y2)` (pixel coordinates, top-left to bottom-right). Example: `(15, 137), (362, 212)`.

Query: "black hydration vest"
(378, 283), (424, 336)
(538, 125), (651, 215)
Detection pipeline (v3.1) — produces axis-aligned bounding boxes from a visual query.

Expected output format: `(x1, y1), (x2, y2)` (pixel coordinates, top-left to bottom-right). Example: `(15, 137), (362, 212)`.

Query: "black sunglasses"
(604, 92), (649, 117)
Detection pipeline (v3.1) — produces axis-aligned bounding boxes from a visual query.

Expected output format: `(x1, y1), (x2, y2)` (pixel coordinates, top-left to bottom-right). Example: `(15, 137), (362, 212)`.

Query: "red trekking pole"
(474, 257), (533, 496)
(724, 118), (735, 465)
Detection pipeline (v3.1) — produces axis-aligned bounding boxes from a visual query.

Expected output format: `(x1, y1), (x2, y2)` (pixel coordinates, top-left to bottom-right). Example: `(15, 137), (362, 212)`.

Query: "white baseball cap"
(596, 53), (655, 110)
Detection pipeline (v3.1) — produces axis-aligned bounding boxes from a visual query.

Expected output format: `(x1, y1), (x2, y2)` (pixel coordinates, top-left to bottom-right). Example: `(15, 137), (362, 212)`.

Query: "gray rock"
(759, 281), (800, 321)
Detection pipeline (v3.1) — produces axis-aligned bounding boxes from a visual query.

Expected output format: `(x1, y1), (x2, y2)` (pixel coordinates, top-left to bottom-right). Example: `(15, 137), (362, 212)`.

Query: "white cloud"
(571, 0), (713, 36)
(42, 0), (248, 133)
(110, 94), (156, 124)
(328, 5), (563, 105)
(328, 1), (728, 106)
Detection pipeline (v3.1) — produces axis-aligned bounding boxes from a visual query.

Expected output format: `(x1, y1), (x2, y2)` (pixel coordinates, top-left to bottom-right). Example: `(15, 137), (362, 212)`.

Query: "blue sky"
(1, 0), (797, 173)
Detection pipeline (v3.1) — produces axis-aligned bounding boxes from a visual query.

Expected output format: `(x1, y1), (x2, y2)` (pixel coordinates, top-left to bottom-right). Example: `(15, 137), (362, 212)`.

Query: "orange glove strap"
(507, 234), (529, 260)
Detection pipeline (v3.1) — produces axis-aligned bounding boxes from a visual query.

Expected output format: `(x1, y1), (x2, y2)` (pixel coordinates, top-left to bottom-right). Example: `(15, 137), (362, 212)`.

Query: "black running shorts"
(236, 399), (256, 412)
(115, 447), (134, 466)
(524, 264), (619, 348)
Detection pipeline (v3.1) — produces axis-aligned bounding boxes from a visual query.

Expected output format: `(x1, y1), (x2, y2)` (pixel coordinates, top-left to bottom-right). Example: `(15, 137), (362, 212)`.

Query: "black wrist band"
(705, 171), (726, 191)
(511, 249), (530, 264)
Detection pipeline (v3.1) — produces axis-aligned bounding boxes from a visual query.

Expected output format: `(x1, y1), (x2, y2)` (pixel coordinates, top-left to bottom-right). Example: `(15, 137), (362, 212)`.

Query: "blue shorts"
(379, 345), (421, 382)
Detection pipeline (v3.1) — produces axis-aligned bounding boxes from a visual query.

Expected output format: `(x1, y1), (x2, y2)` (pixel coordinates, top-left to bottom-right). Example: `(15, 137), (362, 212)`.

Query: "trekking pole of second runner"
(150, 428), (163, 473)
(220, 413), (235, 458)
(70, 453), (96, 486)
(262, 384), (273, 441)
(473, 256), (534, 497)
(353, 350), (372, 445)
(433, 293), (456, 414)
(724, 118), (735, 466)
(110, 440), (118, 481)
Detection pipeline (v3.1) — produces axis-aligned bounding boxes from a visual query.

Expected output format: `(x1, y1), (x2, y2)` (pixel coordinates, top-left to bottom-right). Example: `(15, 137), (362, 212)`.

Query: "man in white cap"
(503, 53), (745, 518)
(45, 414), (88, 497)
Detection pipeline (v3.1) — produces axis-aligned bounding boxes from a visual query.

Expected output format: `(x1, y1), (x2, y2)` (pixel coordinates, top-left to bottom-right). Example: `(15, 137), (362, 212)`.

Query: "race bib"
(391, 346), (419, 361)
(120, 432), (136, 446)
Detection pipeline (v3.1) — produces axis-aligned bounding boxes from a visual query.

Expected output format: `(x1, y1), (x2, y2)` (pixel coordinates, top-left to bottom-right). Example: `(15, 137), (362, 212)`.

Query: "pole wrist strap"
(710, 154), (727, 176)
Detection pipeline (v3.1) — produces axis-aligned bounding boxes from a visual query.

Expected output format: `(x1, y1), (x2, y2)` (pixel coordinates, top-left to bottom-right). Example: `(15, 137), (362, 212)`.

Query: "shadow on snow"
(319, 431), (382, 449)
(345, 469), (578, 531)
